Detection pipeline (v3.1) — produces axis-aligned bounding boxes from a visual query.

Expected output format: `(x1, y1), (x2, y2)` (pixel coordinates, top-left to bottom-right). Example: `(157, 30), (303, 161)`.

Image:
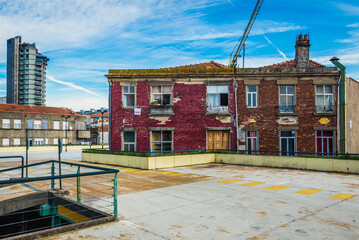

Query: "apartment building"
(0, 104), (90, 146)
(7, 36), (49, 106)
(106, 35), (359, 154)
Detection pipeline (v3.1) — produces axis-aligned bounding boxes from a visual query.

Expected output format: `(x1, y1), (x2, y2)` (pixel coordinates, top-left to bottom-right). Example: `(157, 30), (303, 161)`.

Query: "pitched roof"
(261, 59), (325, 68)
(89, 112), (109, 118)
(0, 103), (81, 116)
(167, 61), (229, 69)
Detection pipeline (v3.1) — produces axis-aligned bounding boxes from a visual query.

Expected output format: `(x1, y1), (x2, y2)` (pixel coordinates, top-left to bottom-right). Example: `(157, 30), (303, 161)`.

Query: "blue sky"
(0, 0), (358, 111)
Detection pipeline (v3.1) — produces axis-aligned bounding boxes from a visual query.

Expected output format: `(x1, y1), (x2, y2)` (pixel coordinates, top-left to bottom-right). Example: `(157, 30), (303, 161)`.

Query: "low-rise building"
(0, 104), (90, 146)
(106, 35), (359, 154)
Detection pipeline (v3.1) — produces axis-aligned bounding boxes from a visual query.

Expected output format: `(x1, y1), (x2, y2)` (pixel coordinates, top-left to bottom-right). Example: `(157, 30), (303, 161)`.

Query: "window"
(34, 120), (41, 129)
(2, 138), (10, 146)
(247, 131), (258, 155)
(316, 85), (334, 113)
(247, 86), (257, 108)
(63, 121), (69, 130)
(43, 120), (48, 129)
(13, 138), (21, 146)
(27, 119), (33, 129)
(45, 138), (49, 145)
(207, 86), (229, 112)
(151, 131), (172, 152)
(123, 86), (135, 108)
(280, 131), (296, 156)
(54, 138), (59, 145)
(54, 121), (60, 130)
(63, 138), (69, 144)
(14, 119), (21, 129)
(123, 131), (136, 151)
(317, 130), (334, 155)
(2, 119), (10, 129)
(34, 138), (44, 146)
(151, 86), (172, 106)
(279, 85), (295, 113)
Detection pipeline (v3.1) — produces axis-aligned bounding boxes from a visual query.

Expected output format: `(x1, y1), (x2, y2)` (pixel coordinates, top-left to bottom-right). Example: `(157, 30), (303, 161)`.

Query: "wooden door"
(207, 131), (229, 150)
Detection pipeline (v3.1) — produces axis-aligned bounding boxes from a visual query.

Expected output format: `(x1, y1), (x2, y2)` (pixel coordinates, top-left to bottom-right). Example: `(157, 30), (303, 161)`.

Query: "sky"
(0, 0), (358, 111)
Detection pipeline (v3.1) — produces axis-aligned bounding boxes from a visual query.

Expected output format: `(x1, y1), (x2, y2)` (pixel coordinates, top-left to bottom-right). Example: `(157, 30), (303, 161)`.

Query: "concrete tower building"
(6, 36), (49, 106)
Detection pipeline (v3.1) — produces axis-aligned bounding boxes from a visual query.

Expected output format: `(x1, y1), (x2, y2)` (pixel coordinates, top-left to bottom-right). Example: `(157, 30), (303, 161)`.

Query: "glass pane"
(325, 85), (332, 93)
(217, 86), (228, 93)
(317, 130), (322, 137)
(288, 138), (295, 154)
(281, 138), (287, 153)
(247, 85), (256, 92)
(162, 86), (172, 93)
(323, 131), (333, 137)
(325, 95), (333, 106)
(153, 94), (161, 104)
(279, 95), (286, 105)
(152, 142), (161, 151)
(162, 131), (172, 141)
(123, 86), (129, 93)
(129, 144), (135, 152)
(247, 93), (252, 106)
(287, 86), (294, 95)
(162, 94), (171, 105)
(152, 131), (161, 141)
(317, 85), (324, 94)
(162, 142), (172, 151)
(124, 131), (135, 142)
(220, 93), (228, 106)
(287, 96), (294, 106)
(317, 137), (322, 153)
(124, 144), (129, 151)
(152, 86), (161, 93)
(129, 86), (135, 93)
(281, 131), (292, 137)
(208, 94), (219, 106)
(207, 86), (217, 94)
(280, 86), (286, 94)
(126, 95), (135, 107)
(247, 138), (252, 151)
(329, 138), (333, 153)
(317, 95), (324, 106)
(252, 93), (257, 107)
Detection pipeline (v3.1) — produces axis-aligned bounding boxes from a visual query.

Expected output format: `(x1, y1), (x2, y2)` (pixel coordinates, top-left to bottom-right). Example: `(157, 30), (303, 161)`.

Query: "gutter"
(108, 81), (112, 152)
(234, 80), (239, 152)
(330, 57), (346, 153)
(336, 75), (341, 154)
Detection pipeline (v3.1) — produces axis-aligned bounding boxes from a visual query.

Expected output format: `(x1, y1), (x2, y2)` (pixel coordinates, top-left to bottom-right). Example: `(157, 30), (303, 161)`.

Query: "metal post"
(21, 156), (24, 178)
(77, 166), (81, 203)
(101, 111), (104, 150)
(243, 43), (245, 69)
(65, 120), (68, 152)
(58, 139), (62, 189)
(25, 128), (28, 178)
(51, 162), (55, 190)
(113, 173), (118, 220)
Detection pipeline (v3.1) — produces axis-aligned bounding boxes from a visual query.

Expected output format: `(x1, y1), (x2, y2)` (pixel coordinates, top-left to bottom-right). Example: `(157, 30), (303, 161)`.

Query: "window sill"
(313, 112), (336, 116)
(246, 107), (258, 109)
(150, 105), (173, 108)
(122, 107), (135, 110)
(205, 112), (231, 116)
(277, 113), (298, 116)
(149, 113), (175, 117)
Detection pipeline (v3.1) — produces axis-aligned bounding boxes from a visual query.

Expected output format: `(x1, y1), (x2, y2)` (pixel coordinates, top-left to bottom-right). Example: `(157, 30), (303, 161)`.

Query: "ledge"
(205, 127), (232, 131)
(148, 113), (175, 117)
(205, 112), (232, 116)
(313, 112), (336, 116)
(277, 113), (298, 116)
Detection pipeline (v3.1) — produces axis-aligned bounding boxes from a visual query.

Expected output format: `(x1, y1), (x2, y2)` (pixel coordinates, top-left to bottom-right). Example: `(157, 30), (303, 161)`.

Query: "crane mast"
(229, 0), (264, 68)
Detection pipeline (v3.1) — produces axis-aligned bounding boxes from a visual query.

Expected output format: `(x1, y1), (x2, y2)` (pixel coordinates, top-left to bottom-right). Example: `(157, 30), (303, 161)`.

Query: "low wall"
(81, 152), (359, 174)
(0, 145), (108, 153)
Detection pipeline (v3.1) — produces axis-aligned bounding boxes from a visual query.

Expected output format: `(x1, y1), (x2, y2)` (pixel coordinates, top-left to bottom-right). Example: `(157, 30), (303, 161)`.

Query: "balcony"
(35, 86), (42, 91)
(35, 97), (42, 100)
(206, 106), (229, 115)
(150, 105), (173, 116)
(35, 72), (42, 76)
(35, 82), (42, 86)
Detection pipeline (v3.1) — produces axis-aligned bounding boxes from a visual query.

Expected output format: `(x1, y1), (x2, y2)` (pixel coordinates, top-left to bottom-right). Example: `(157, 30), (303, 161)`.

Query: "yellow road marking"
(218, 179), (241, 184)
(153, 171), (173, 175)
(265, 185), (291, 191)
(239, 182), (264, 187)
(329, 193), (357, 201)
(295, 189), (322, 195)
(167, 172), (188, 176)
(125, 169), (140, 172)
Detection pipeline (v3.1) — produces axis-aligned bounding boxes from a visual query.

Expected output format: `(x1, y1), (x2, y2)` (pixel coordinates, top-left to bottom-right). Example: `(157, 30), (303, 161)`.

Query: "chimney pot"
(298, 34), (303, 40)
(304, 34), (308, 40)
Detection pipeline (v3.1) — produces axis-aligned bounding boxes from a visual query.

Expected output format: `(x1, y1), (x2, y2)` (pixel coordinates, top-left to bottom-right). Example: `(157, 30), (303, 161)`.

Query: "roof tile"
(0, 103), (81, 116)
(261, 59), (324, 68)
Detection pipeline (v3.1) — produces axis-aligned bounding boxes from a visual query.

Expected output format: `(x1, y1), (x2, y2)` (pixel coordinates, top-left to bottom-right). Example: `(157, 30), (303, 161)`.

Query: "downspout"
(234, 80), (239, 152)
(109, 81), (112, 152)
(336, 75), (341, 155)
(330, 57), (346, 153)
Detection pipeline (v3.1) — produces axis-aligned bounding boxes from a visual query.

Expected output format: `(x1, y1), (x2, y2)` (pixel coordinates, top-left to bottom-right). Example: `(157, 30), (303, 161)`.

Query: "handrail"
(0, 156), (25, 178)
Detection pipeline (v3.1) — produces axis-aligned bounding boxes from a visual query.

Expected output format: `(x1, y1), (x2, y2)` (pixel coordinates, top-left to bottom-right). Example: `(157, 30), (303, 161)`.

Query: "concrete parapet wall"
(82, 152), (359, 174)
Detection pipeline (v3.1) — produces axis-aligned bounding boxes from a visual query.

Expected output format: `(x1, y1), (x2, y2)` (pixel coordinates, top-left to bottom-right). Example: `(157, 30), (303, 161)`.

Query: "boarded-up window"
(207, 131), (229, 150)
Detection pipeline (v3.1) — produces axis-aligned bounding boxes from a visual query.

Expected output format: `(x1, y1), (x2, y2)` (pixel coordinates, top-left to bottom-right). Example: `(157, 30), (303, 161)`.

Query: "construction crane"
(229, 0), (264, 68)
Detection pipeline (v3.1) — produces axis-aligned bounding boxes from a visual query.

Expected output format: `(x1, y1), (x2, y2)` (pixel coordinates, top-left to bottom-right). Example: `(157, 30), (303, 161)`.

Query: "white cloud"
(47, 76), (103, 97)
(0, 90), (5, 92)
(334, 3), (359, 15)
(263, 35), (288, 61)
(347, 23), (359, 28)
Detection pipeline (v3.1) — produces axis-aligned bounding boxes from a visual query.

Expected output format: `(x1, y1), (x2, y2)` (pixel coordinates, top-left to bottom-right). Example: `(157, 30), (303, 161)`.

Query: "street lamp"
(62, 115), (71, 152)
(100, 108), (106, 149)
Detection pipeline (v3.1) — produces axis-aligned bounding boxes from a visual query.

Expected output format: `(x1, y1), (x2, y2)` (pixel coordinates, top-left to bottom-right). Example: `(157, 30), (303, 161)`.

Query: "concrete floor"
(1, 151), (359, 239)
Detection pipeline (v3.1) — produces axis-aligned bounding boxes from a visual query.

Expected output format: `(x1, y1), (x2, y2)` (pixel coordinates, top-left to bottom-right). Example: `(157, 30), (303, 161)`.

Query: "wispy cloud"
(263, 35), (288, 61)
(0, 90), (5, 92)
(334, 3), (359, 15)
(47, 76), (103, 97)
(347, 23), (359, 28)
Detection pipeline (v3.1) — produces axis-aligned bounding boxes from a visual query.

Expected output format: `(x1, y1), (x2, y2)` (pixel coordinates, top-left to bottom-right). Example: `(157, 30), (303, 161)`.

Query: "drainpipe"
(109, 81), (112, 152)
(234, 80), (239, 152)
(330, 57), (346, 153)
(336, 75), (341, 155)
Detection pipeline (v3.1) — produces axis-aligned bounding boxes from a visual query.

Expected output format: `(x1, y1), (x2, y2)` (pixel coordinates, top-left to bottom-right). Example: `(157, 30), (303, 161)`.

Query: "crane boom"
(229, 0), (264, 68)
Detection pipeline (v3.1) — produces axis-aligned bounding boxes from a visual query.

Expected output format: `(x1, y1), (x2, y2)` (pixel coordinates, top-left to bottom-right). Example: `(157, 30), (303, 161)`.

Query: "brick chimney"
(295, 34), (311, 68)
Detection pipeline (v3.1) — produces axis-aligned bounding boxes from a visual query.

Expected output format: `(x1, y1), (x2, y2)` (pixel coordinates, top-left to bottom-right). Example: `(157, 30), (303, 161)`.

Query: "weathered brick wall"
(237, 79), (337, 153)
(111, 81), (237, 152)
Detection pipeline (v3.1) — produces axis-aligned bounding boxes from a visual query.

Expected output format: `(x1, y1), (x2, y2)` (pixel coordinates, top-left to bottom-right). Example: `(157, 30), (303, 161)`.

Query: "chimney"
(295, 34), (311, 68)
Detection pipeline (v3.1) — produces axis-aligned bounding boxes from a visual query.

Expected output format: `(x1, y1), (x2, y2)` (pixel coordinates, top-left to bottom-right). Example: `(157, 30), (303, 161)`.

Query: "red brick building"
(106, 35), (359, 154)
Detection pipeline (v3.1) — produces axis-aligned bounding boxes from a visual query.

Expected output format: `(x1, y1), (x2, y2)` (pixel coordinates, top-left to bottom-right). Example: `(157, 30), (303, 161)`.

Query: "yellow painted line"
(167, 173), (188, 176)
(329, 193), (357, 201)
(153, 171), (173, 175)
(295, 189), (322, 195)
(27, 169), (36, 172)
(57, 205), (91, 223)
(239, 182), (264, 187)
(218, 179), (241, 184)
(265, 185), (291, 191)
